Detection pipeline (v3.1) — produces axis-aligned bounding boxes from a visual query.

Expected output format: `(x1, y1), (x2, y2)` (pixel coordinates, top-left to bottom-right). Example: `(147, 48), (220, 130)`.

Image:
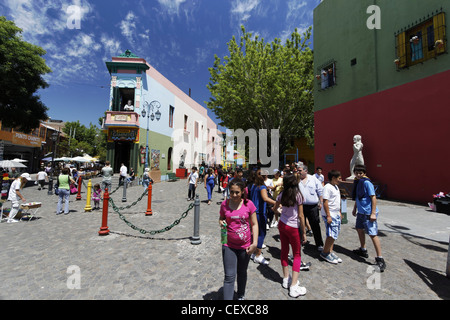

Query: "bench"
(168, 173), (180, 182)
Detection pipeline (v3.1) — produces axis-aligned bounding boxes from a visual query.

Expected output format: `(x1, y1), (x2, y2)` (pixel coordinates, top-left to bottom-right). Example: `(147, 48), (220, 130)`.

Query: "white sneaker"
(7, 219), (19, 223)
(330, 252), (342, 263)
(253, 254), (269, 265)
(289, 283), (307, 297)
(282, 276), (292, 289)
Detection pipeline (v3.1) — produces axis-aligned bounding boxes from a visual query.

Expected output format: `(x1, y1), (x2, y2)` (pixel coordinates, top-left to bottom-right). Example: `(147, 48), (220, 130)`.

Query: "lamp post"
(141, 100), (161, 169)
(47, 130), (60, 196)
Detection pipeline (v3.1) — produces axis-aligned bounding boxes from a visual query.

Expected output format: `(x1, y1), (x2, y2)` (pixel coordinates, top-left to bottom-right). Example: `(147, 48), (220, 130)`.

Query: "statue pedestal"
(176, 168), (187, 179)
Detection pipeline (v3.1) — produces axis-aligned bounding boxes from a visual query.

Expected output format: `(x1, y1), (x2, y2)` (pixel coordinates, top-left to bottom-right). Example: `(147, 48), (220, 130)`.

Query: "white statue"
(347, 135), (364, 180)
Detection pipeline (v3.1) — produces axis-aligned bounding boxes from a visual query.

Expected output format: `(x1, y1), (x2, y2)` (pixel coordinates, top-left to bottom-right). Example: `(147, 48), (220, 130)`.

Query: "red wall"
(315, 70), (450, 204)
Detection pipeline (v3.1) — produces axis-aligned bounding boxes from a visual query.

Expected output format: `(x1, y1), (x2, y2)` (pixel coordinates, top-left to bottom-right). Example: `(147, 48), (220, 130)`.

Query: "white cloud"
(101, 34), (122, 60)
(66, 33), (101, 57)
(157, 0), (187, 16)
(230, 0), (261, 22)
(3, 0), (93, 42)
(120, 11), (138, 45)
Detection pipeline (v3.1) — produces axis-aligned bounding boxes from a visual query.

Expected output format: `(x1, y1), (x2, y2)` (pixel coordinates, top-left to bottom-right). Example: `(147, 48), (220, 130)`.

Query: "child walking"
(273, 173), (307, 298)
(187, 167), (198, 201)
(351, 164), (386, 272)
(320, 170), (342, 264)
(92, 183), (102, 210)
(219, 178), (258, 300)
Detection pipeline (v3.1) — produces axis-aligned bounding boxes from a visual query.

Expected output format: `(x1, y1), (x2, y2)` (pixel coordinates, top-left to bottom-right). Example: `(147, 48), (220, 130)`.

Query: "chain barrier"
(102, 184), (195, 235)
(110, 200), (195, 235)
(109, 188), (148, 211)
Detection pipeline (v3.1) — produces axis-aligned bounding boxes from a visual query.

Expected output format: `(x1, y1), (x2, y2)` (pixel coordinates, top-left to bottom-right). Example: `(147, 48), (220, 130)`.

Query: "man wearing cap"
(297, 164), (324, 251)
(7, 173), (31, 223)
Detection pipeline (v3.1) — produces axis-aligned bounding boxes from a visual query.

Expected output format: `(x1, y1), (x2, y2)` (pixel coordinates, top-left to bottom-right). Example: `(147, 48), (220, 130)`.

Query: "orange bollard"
(145, 182), (153, 216)
(99, 188), (110, 236)
(76, 176), (82, 200)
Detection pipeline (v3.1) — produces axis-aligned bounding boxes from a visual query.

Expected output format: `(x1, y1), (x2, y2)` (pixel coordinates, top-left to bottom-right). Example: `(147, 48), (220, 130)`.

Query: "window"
(169, 105), (174, 128)
(316, 61), (337, 90)
(184, 115), (188, 131)
(111, 87), (135, 111)
(39, 126), (46, 138)
(395, 11), (446, 69)
(195, 121), (199, 138)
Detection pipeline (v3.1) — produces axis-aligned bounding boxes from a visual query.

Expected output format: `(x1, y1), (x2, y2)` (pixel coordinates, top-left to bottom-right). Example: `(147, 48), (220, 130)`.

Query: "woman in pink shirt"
(274, 173), (307, 298)
(219, 178), (258, 300)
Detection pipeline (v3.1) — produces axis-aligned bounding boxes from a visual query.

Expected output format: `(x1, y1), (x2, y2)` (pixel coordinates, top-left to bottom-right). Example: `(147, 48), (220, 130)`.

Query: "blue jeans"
(222, 245), (250, 300)
(256, 211), (267, 249)
(57, 189), (70, 214)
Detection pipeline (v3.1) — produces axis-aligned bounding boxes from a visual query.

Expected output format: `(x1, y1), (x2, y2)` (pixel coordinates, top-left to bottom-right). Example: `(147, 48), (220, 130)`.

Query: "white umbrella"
(82, 154), (97, 162)
(11, 158), (28, 162)
(72, 156), (89, 163)
(54, 157), (73, 162)
(0, 160), (27, 168)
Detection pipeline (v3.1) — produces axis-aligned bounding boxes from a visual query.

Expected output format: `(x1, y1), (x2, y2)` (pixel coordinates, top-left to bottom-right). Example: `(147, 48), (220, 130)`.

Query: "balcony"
(103, 111), (140, 129)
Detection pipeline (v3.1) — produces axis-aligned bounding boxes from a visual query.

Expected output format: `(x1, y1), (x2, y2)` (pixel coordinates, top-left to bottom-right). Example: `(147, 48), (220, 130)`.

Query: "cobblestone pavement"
(0, 177), (449, 301)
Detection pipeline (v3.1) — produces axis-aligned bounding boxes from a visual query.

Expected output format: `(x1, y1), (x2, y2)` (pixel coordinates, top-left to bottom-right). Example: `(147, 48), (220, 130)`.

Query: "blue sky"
(1, 0), (320, 130)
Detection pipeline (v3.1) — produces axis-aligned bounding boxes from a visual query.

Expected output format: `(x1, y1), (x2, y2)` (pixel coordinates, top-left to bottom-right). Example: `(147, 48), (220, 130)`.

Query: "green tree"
(60, 121), (106, 159)
(0, 16), (51, 132)
(207, 26), (314, 157)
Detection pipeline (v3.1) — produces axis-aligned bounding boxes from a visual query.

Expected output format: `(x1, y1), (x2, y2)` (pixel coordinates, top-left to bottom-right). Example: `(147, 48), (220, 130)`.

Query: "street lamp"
(141, 100), (161, 169)
(47, 130), (60, 195)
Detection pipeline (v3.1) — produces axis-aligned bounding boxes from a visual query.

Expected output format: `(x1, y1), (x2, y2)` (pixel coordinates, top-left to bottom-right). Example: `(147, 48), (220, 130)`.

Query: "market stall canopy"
(82, 154), (98, 162)
(72, 156), (89, 163)
(11, 158), (28, 162)
(0, 160), (27, 168)
(54, 157), (73, 162)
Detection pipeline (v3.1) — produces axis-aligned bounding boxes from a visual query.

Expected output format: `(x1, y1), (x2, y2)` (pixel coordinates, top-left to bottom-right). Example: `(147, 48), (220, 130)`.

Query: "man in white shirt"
(36, 169), (48, 190)
(124, 100), (134, 111)
(101, 161), (113, 191)
(119, 163), (127, 186)
(187, 167), (198, 201)
(297, 164), (324, 251)
(314, 167), (325, 187)
(7, 173), (32, 223)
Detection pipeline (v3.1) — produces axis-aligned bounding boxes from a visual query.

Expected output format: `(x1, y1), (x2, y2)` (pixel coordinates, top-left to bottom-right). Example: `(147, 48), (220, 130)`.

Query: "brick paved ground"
(0, 177), (449, 301)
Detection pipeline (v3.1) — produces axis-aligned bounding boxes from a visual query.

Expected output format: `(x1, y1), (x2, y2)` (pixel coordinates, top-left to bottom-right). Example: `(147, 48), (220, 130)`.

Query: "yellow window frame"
(395, 12), (446, 69)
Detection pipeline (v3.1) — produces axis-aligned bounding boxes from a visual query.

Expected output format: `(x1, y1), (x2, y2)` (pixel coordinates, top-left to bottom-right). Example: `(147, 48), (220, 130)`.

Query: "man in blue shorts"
(352, 164), (386, 272)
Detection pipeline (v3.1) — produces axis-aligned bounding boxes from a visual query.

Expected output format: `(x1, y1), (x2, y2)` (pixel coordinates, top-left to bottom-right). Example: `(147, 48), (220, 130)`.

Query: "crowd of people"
(213, 162), (386, 300)
(1, 160), (386, 300)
